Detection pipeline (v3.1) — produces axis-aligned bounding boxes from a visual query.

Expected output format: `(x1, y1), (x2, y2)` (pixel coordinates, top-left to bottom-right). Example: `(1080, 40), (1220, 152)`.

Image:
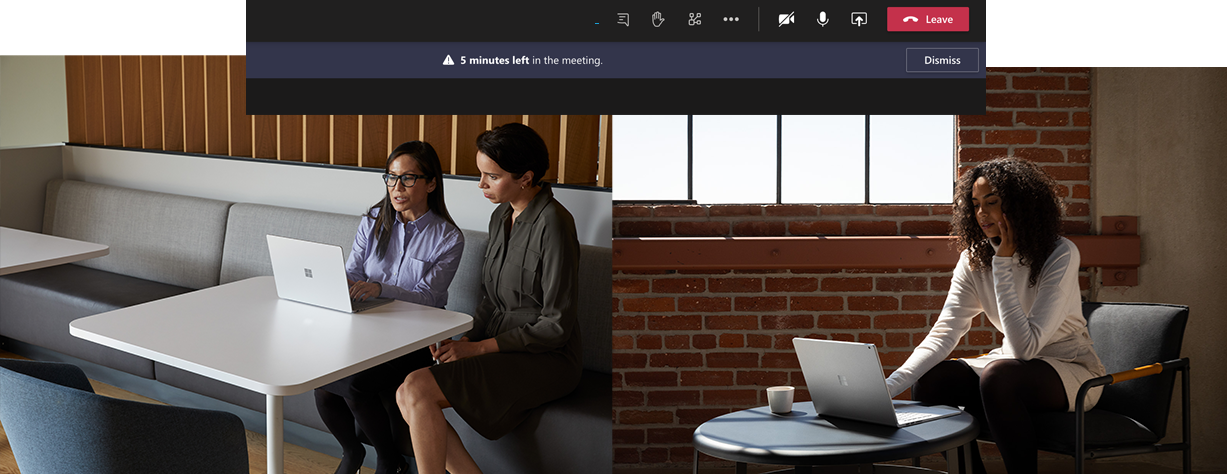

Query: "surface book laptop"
(266, 234), (394, 314)
(794, 337), (961, 427)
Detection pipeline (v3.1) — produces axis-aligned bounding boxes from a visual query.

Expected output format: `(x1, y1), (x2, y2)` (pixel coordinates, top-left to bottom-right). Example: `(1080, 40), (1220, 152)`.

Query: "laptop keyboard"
(351, 297), (391, 313)
(895, 410), (943, 427)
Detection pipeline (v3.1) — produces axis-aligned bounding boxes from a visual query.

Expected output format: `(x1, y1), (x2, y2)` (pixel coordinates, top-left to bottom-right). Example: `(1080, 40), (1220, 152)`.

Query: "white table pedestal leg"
(268, 394), (284, 474)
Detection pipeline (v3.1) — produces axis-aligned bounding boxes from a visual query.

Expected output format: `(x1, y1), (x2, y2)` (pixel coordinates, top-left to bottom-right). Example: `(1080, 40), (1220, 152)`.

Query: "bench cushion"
(445, 228), (488, 316)
(375, 370), (612, 472)
(42, 179), (231, 290)
(152, 362), (327, 432)
(577, 245), (612, 374)
(218, 203), (363, 285)
(0, 265), (194, 378)
(441, 370), (612, 474)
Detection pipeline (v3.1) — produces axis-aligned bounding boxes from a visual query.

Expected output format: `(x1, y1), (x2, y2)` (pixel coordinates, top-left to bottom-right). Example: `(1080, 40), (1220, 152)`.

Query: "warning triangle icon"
(443, 55), (455, 66)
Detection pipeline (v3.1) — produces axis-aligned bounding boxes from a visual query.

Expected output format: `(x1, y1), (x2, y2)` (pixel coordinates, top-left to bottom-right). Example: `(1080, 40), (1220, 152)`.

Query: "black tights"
(913, 359), (1068, 474)
(315, 348), (431, 474)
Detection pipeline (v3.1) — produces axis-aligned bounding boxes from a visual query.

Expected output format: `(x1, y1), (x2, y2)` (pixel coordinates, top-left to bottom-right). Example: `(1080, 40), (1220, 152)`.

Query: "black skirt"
(430, 350), (581, 440)
(321, 347), (434, 399)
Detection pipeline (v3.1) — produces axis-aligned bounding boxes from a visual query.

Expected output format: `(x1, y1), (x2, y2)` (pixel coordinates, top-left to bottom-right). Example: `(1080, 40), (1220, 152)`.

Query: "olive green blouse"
(468, 183), (582, 365)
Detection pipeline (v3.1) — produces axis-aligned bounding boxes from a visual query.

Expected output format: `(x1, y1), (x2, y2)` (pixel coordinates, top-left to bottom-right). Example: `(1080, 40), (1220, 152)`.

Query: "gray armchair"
(981, 302), (1192, 474)
(0, 359), (249, 474)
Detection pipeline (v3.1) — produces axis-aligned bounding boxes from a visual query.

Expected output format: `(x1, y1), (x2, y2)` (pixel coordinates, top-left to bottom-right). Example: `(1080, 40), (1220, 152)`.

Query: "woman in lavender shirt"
(316, 141), (464, 474)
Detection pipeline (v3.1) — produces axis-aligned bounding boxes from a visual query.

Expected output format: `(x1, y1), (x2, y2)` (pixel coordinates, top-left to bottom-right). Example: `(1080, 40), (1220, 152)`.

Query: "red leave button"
(887, 7), (969, 32)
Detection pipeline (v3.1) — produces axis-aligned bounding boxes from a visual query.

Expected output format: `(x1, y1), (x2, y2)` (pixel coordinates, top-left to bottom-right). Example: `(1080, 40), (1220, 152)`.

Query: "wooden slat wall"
(183, 56), (206, 154)
(229, 57), (251, 158)
(423, 115), (453, 174)
(360, 115), (388, 169)
(600, 115), (612, 188)
(254, 115), (278, 159)
(525, 115), (561, 183)
(562, 115), (601, 186)
(305, 115), (330, 164)
(140, 56), (163, 150)
(120, 56), (142, 148)
(333, 115), (359, 166)
(279, 115), (303, 161)
(453, 115), (486, 176)
(491, 115), (521, 129)
(390, 115), (419, 150)
(161, 56), (184, 152)
(204, 56), (229, 155)
(63, 57), (612, 188)
(101, 56), (123, 147)
(65, 56), (86, 144)
(82, 57), (104, 145)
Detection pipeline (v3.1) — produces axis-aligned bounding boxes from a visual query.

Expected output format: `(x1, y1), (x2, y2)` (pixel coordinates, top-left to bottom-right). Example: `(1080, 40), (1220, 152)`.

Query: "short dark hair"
(475, 123), (550, 187)
(952, 157), (1064, 287)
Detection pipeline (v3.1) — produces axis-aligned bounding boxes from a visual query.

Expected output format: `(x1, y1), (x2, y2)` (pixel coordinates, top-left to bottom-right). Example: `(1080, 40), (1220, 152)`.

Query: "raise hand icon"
(652, 11), (665, 27)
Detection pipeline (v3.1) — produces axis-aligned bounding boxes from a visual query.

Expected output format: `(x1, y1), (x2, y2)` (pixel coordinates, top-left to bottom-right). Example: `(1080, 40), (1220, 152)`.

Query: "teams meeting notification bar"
(246, 42), (986, 79)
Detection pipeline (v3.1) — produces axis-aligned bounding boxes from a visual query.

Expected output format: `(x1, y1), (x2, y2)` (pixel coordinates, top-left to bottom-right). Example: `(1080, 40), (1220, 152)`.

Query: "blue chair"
(0, 359), (248, 474)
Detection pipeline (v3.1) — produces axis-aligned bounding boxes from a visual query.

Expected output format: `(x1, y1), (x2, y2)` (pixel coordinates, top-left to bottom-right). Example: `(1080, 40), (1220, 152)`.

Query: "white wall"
(0, 145), (64, 231)
(0, 56), (68, 148)
(61, 146), (612, 247)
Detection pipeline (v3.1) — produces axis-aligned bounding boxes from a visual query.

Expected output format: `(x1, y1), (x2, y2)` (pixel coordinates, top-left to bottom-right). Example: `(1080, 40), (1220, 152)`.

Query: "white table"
(0, 226), (110, 275)
(69, 276), (473, 474)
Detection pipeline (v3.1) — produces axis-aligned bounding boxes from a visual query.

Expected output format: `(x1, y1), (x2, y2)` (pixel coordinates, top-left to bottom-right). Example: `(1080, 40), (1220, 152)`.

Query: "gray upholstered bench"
(0, 179), (612, 473)
(0, 180), (231, 378)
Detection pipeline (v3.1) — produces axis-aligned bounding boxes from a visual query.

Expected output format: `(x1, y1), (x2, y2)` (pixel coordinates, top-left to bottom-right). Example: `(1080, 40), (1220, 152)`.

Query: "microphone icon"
(818, 11), (829, 26)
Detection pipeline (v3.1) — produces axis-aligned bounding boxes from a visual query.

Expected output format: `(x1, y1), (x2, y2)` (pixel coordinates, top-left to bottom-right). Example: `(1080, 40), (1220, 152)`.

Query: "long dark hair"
(476, 123), (550, 186)
(951, 157), (1064, 287)
(367, 141), (457, 260)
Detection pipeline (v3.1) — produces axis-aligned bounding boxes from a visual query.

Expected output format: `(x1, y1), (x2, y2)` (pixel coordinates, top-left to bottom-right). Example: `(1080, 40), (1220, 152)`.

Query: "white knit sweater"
(884, 237), (1106, 410)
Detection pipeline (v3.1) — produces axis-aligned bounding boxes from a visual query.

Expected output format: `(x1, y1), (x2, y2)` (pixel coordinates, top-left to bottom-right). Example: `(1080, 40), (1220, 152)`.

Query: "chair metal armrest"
(1106, 358), (1188, 385)
(1074, 358), (1189, 412)
(1072, 358), (1190, 467)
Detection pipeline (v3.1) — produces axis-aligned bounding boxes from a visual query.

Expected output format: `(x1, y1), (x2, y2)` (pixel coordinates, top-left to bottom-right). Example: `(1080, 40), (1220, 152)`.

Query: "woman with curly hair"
(884, 157), (1106, 474)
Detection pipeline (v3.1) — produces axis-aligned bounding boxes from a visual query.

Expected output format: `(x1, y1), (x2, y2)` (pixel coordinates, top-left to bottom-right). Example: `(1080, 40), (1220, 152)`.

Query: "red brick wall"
(611, 67), (1093, 468)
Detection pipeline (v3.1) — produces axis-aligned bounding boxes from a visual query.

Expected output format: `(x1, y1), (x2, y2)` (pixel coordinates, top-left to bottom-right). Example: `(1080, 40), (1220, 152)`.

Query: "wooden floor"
(0, 351), (375, 474)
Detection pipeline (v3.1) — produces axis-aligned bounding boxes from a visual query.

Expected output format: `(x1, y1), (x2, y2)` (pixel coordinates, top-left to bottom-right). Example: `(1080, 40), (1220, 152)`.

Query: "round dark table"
(692, 402), (979, 474)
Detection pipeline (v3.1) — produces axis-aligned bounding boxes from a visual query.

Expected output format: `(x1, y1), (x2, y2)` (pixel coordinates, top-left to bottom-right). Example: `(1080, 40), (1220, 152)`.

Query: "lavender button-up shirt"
(344, 207), (464, 309)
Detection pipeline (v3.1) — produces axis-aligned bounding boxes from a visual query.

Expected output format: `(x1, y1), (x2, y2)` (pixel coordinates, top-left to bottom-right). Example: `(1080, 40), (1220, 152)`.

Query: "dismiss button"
(905, 48), (980, 73)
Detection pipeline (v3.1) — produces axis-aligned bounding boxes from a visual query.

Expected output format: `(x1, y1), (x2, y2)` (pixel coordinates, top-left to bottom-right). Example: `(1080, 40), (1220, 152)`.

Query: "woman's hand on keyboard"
(348, 280), (382, 301)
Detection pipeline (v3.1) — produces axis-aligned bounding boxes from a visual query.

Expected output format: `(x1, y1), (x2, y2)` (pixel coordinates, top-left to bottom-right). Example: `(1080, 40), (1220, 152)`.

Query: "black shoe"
(373, 458), (411, 474)
(335, 452), (366, 474)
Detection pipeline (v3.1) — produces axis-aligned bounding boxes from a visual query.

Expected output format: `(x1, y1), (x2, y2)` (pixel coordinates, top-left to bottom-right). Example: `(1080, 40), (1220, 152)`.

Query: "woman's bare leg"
(443, 419), (482, 474)
(395, 368), (483, 474)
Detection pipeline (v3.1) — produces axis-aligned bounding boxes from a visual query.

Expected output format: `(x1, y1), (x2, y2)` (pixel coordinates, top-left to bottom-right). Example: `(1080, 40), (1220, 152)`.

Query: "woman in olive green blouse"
(394, 123), (582, 474)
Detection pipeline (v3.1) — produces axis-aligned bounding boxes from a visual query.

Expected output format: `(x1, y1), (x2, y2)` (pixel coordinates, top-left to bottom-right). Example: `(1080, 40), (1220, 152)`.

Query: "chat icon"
(618, 13), (629, 27)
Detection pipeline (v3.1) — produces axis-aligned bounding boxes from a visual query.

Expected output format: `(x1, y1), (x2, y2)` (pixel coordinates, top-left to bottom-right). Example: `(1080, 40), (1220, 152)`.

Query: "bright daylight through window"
(613, 115), (955, 204)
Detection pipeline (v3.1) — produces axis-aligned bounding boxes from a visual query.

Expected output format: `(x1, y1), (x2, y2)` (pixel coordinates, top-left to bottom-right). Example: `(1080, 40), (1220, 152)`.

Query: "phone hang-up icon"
(903, 16), (919, 22)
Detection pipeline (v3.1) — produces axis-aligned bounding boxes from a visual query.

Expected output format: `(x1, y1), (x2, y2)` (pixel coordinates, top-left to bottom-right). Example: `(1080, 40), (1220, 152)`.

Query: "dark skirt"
(430, 350), (581, 440)
(321, 347), (434, 399)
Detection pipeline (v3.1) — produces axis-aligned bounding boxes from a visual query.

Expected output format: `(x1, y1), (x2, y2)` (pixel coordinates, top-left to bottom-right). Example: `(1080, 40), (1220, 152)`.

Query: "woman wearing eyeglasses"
(316, 141), (464, 474)
(394, 123), (581, 474)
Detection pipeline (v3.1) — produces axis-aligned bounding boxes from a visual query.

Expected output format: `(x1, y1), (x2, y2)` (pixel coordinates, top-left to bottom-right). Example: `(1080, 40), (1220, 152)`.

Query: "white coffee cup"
(767, 386), (795, 414)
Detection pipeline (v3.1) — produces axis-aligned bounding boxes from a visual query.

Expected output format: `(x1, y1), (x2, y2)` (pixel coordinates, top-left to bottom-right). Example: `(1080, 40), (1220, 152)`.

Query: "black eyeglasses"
(383, 173), (427, 188)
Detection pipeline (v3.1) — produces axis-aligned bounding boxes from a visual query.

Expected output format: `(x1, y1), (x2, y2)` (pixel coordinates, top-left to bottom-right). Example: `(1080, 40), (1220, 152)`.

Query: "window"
(613, 115), (955, 204)
(609, 115), (688, 201)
